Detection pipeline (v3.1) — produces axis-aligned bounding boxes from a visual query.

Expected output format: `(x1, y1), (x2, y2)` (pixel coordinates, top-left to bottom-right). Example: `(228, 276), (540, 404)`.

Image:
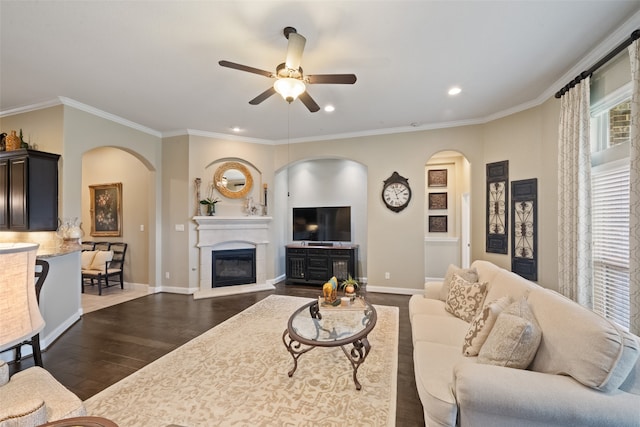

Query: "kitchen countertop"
(37, 246), (81, 259)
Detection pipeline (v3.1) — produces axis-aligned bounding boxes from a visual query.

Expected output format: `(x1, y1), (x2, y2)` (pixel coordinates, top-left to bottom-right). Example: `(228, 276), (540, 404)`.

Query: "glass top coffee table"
(282, 297), (377, 390)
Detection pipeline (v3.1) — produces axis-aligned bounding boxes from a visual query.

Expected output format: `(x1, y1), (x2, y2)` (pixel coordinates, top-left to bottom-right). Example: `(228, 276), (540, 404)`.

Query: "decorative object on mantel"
(57, 217), (84, 249)
(194, 177), (202, 216)
(200, 196), (220, 216)
(263, 183), (268, 215)
(5, 130), (21, 151)
(245, 196), (265, 216)
(200, 180), (220, 215)
(0, 133), (6, 151)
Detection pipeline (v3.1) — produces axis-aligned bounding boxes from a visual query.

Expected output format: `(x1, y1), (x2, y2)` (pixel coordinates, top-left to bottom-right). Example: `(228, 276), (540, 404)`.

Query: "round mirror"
(214, 161), (253, 199)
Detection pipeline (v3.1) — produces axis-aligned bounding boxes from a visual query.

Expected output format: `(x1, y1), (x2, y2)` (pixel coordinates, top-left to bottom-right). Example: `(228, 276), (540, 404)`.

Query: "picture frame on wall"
(90, 182), (123, 237)
(428, 192), (447, 210)
(428, 215), (447, 232)
(427, 169), (447, 187)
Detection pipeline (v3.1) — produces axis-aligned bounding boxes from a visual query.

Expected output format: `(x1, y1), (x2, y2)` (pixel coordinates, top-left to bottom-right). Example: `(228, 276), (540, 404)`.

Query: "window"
(591, 92), (631, 330)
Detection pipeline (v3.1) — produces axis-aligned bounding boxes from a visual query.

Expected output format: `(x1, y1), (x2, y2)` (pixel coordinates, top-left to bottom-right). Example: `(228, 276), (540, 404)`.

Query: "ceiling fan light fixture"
(274, 77), (306, 103)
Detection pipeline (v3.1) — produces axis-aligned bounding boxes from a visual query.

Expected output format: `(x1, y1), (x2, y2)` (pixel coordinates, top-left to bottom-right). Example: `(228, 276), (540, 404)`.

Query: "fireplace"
(212, 248), (256, 287)
(194, 216), (274, 299)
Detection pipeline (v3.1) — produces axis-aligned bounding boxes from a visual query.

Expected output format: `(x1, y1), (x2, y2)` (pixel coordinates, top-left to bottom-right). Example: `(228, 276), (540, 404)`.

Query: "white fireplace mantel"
(193, 216), (274, 299)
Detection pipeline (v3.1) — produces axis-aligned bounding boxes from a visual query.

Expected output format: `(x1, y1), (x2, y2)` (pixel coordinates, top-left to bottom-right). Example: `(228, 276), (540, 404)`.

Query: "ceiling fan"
(219, 27), (357, 112)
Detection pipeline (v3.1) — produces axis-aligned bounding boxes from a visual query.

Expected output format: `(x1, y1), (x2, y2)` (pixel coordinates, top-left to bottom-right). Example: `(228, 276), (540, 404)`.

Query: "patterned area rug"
(84, 295), (399, 426)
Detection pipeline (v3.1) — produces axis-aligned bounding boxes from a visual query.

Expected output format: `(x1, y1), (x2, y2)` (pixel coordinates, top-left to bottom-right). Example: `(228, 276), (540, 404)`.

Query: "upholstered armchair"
(0, 243), (86, 425)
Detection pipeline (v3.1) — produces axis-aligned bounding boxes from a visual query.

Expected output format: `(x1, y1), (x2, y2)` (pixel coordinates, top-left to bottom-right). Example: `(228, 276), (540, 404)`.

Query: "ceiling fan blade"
(298, 91), (320, 113)
(307, 74), (357, 84)
(249, 87), (276, 105)
(285, 32), (306, 71)
(219, 60), (273, 78)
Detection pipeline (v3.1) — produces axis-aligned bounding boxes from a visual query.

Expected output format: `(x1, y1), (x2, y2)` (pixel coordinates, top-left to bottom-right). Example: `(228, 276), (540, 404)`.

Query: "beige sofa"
(409, 260), (640, 427)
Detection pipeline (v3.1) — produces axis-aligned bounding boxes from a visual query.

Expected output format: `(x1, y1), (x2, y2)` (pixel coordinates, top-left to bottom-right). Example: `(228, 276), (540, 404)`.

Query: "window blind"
(591, 163), (630, 329)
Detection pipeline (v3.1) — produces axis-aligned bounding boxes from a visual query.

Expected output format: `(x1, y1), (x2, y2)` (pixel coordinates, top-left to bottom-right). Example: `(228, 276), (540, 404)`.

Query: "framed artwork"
(486, 160), (509, 254)
(428, 215), (447, 233)
(427, 169), (447, 187)
(90, 182), (122, 237)
(511, 178), (537, 280)
(428, 192), (447, 210)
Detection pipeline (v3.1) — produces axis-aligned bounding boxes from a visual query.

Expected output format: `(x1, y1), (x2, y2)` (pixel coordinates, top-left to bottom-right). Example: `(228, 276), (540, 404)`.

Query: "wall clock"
(382, 171), (411, 212)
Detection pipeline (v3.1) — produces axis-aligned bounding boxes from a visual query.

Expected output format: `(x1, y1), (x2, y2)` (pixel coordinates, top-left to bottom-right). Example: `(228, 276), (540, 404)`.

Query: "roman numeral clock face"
(382, 172), (412, 212)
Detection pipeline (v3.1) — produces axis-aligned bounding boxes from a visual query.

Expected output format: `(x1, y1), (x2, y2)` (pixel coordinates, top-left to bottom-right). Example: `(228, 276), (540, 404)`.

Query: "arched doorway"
(424, 150), (471, 280)
(81, 146), (154, 295)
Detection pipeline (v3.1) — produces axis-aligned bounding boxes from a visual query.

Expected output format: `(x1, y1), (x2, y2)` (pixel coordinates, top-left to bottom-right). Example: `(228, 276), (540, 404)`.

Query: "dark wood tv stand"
(285, 244), (358, 285)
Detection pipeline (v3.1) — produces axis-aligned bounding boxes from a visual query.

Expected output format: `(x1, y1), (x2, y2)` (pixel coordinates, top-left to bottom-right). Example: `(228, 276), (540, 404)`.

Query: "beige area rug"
(84, 295), (399, 427)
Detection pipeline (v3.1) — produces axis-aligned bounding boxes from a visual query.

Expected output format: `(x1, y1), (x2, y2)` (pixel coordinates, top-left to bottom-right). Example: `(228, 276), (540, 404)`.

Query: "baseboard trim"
(366, 285), (423, 296)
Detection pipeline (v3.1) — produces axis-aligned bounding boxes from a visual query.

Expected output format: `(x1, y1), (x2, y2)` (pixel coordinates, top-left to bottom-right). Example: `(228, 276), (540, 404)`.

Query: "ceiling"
(1, 1), (640, 143)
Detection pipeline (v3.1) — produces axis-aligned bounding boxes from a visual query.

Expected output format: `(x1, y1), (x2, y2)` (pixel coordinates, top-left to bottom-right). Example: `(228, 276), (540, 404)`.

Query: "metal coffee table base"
(282, 330), (372, 390)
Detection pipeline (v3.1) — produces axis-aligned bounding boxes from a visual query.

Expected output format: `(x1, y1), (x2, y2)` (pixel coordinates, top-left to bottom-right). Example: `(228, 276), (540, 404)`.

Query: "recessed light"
(231, 126), (241, 132)
(324, 105), (335, 112)
(448, 87), (462, 96)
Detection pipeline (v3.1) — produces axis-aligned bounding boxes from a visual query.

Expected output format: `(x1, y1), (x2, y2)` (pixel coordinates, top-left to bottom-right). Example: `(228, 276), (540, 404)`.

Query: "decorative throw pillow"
(462, 295), (512, 356)
(444, 273), (488, 322)
(89, 250), (114, 272)
(439, 264), (479, 301)
(81, 250), (97, 270)
(478, 297), (542, 369)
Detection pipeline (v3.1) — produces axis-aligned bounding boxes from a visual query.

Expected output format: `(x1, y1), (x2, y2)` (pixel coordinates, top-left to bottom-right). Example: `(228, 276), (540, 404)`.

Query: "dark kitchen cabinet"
(0, 149), (60, 231)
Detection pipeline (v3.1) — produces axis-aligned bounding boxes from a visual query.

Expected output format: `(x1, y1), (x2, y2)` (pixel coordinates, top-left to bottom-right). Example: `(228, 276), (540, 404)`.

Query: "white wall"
(281, 158), (368, 279)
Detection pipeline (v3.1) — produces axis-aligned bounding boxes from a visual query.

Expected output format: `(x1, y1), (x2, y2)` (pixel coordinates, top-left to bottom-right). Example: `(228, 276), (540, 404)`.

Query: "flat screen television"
(292, 206), (351, 242)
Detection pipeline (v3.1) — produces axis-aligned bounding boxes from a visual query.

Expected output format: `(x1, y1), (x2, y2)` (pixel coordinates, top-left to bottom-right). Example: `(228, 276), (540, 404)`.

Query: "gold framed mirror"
(214, 161), (253, 199)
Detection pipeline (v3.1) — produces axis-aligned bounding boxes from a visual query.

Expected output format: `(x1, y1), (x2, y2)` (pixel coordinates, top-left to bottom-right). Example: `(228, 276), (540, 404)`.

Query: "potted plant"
(340, 275), (359, 297)
(199, 197), (220, 215)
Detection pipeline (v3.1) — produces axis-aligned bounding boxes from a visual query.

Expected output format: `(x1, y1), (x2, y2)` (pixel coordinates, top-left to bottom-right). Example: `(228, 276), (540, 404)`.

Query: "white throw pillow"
(478, 297), (542, 369)
(81, 250), (97, 270)
(89, 250), (114, 272)
(444, 273), (488, 322)
(462, 296), (512, 356)
(439, 264), (479, 301)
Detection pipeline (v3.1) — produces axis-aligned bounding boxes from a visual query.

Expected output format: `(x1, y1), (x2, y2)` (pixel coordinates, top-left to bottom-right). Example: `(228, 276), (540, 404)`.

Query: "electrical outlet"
(385, 272), (390, 279)
(140, 224), (144, 232)
(165, 272), (170, 279)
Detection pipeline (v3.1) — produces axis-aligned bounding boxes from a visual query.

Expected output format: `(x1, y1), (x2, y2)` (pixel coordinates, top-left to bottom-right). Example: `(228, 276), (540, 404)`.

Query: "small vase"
(5, 130), (20, 151)
(207, 204), (216, 216)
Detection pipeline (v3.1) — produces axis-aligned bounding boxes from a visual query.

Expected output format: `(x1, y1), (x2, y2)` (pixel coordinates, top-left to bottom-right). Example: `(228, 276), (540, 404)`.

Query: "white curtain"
(628, 41), (640, 335)
(558, 77), (592, 306)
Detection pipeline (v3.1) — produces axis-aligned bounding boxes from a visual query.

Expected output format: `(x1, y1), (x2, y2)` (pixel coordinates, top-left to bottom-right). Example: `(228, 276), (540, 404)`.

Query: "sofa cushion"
(483, 268), (537, 304)
(412, 314), (471, 346)
(445, 273), (488, 322)
(439, 264), (478, 301)
(463, 296), (512, 356)
(409, 294), (451, 320)
(80, 250), (97, 270)
(414, 341), (477, 427)
(528, 287), (640, 392)
(478, 297), (541, 369)
(89, 250), (113, 272)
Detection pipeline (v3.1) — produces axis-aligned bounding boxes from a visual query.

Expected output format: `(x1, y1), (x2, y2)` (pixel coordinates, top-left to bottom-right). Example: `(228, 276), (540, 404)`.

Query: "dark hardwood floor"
(9, 283), (425, 426)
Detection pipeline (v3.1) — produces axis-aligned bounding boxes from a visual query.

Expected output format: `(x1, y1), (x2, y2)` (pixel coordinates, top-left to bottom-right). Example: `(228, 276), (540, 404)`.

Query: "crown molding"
(162, 128), (272, 145)
(58, 97), (162, 137)
(0, 98), (62, 117)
